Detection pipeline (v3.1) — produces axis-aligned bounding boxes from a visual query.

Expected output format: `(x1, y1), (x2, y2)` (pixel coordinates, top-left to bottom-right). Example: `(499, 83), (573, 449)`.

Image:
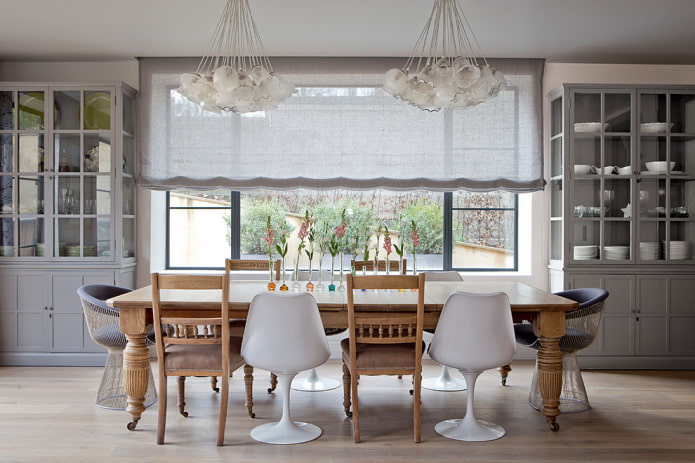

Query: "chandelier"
(178, 0), (294, 114)
(383, 0), (506, 112)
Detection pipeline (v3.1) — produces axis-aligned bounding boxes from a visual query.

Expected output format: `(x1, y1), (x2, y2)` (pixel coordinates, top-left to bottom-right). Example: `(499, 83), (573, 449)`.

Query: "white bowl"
(574, 164), (592, 175)
(645, 161), (675, 172)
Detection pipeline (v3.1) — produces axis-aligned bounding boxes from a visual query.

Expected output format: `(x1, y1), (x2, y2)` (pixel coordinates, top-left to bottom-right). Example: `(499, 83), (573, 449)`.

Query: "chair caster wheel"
(213, 387), (220, 393)
(248, 411), (256, 418)
(409, 389), (414, 395)
(267, 388), (274, 394)
(501, 378), (507, 386)
(127, 420), (138, 431)
(548, 421), (559, 432)
(346, 411), (352, 418)
(181, 411), (189, 418)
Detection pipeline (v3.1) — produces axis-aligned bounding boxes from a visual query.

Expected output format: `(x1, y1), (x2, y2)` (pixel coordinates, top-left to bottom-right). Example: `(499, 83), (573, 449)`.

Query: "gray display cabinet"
(0, 82), (137, 366)
(548, 84), (695, 369)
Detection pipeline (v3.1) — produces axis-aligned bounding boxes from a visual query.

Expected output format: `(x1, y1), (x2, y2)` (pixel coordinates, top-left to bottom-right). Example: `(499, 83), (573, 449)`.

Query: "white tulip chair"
(241, 292), (330, 444)
(428, 291), (516, 442)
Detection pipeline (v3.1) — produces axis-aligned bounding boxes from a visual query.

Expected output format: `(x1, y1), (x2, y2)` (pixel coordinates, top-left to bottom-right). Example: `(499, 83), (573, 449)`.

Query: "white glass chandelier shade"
(178, 0), (294, 114)
(384, 0), (506, 112)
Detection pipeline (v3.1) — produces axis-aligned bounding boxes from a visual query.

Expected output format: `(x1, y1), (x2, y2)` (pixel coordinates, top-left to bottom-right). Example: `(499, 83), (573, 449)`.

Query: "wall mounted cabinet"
(0, 82), (136, 366)
(548, 84), (695, 368)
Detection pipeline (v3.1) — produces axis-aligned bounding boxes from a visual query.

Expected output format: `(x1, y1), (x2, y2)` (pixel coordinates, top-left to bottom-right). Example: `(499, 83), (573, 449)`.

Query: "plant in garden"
(240, 200), (290, 254)
(399, 199), (443, 254)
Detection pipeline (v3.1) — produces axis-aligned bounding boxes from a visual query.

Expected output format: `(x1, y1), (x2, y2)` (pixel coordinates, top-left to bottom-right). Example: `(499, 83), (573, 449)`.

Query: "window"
(166, 189), (518, 272)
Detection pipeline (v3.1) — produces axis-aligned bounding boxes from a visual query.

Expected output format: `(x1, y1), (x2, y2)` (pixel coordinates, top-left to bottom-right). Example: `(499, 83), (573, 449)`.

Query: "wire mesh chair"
(514, 288), (608, 413)
(78, 284), (157, 410)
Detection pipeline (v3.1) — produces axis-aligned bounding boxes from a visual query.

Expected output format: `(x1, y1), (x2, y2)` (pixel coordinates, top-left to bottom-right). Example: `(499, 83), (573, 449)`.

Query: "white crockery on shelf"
(645, 161), (675, 172)
(640, 122), (674, 133)
(574, 122), (609, 133)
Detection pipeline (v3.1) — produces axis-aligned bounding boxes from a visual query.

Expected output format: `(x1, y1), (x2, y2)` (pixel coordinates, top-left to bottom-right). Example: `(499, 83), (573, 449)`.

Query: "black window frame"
(165, 190), (518, 272)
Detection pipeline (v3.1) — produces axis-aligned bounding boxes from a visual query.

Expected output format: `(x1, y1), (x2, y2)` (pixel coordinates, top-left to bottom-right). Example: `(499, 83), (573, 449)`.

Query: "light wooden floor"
(1, 360), (694, 462)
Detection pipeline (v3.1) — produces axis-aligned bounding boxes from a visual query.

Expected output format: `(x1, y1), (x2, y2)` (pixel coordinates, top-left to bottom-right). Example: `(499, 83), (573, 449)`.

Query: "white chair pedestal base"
(291, 368), (340, 392)
(421, 365), (467, 391)
(250, 421), (322, 445)
(435, 417), (506, 442)
(435, 370), (506, 442)
(250, 373), (322, 444)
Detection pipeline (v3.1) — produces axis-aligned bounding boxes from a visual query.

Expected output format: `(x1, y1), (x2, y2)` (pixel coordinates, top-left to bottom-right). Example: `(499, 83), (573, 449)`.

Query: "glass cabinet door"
(0, 89), (48, 258)
(0, 83), (133, 263)
(638, 91), (695, 262)
(121, 91), (136, 260)
(570, 89), (634, 263)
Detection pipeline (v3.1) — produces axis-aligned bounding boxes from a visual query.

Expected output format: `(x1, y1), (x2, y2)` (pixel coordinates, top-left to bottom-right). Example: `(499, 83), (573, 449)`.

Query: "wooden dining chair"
(226, 258), (282, 280)
(341, 273), (426, 443)
(224, 258), (282, 394)
(351, 259), (407, 274)
(151, 272), (253, 446)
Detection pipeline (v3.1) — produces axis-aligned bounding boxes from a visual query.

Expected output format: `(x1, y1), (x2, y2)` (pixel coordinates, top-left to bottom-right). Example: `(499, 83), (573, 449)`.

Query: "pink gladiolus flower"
(383, 235), (392, 255)
(334, 220), (347, 238)
(298, 221), (310, 241)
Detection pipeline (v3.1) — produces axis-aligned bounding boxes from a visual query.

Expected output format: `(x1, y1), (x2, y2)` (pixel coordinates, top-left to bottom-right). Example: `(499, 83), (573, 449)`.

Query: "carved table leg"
(536, 311), (565, 432)
(497, 364), (512, 386)
(123, 333), (150, 430)
(244, 364), (255, 418)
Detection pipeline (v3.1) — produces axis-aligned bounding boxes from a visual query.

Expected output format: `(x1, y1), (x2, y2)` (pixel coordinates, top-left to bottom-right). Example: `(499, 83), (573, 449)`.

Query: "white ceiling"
(2, 0), (695, 64)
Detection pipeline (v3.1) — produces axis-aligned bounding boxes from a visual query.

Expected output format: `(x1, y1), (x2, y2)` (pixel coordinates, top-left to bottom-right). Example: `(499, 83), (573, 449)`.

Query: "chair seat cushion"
(340, 338), (424, 370)
(92, 323), (127, 347)
(164, 336), (244, 372)
(514, 324), (592, 353)
(92, 323), (157, 348)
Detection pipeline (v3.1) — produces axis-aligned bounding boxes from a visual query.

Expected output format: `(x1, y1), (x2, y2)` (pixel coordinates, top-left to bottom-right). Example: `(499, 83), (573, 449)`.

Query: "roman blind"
(139, 57), (544, 192)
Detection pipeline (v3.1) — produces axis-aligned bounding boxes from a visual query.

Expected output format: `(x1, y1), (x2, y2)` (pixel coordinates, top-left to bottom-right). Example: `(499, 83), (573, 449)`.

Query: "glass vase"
(267, 256), (276, 291)
(315, 252), (325, 292)
(328, 254), (336, 292)
(306, 257), (314, 291)
(279, 258), (288, 291)
(291, 258), (301, 292)
(338, 252), (345, 291)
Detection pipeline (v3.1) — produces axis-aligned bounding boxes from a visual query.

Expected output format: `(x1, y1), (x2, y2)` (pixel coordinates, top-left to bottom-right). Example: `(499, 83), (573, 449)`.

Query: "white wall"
(0, 60), (139, 89)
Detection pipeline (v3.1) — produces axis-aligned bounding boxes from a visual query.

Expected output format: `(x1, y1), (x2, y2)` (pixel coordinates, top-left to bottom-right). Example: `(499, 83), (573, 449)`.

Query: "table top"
(108, 280), (578, 313)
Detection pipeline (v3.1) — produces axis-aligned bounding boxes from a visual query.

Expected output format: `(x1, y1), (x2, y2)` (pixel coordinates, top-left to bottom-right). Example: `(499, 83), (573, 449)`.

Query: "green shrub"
(398, 200), (443, 254)
(238, 200), (291, 254)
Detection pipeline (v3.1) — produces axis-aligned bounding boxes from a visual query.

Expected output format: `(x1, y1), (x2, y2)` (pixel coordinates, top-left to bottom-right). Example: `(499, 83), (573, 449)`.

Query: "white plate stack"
(574, 245), (598, 260)
(640, 242), (660, 260)
(603, 245), (630, 260)
(664, 241), (690, 260)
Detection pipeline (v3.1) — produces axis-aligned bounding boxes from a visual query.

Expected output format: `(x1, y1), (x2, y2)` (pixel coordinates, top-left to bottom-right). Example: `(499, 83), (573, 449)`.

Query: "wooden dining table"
(108, 279), (578, 432)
